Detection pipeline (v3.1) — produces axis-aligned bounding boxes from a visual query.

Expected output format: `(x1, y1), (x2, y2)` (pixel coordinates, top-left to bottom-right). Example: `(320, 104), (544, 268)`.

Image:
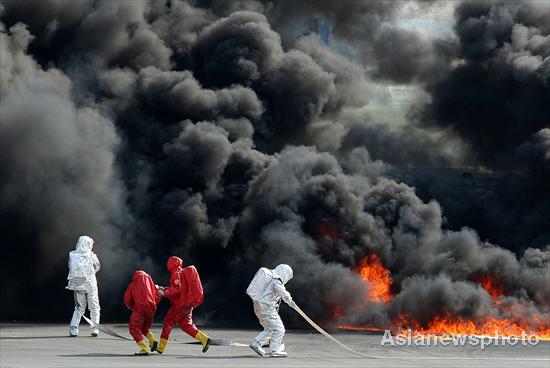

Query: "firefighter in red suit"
(123, 270), (161, 355)
(156, 256), (210, 354)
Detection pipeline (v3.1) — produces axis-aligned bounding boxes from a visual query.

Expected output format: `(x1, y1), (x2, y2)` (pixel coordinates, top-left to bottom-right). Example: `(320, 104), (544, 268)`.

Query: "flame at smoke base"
(473, 274), (506, 300)
(392, 312), (550, 340)
(355, 253), (392, 303)
(337, 255), (550, 340)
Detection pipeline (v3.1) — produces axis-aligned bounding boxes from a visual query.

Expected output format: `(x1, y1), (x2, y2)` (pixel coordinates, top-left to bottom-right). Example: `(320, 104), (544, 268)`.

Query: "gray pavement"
(1, 323), (549, 368)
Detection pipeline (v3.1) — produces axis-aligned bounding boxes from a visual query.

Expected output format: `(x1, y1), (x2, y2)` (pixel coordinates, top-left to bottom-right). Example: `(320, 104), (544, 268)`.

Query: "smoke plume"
(0, 0), (548, 331)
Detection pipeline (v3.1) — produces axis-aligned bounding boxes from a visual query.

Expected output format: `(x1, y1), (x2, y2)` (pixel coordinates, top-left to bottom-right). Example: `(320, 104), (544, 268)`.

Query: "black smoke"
(418, 1), (550, 164)
(401, 0), (550, 253)
(0, 0), (548, 332)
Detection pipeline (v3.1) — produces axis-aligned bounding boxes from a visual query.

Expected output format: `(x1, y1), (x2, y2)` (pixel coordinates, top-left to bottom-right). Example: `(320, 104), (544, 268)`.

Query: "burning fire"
(472, 274), (506, 299)
(355, 253), (392, 303)
(393, 312), (550, 339)
(331, 305), (344, 319)
(335, 253), (550, 340)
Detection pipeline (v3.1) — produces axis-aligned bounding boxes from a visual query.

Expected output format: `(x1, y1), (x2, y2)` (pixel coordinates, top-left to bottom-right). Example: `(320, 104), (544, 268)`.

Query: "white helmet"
(75, 235), (94, 252)
(273, 264), (293, 284)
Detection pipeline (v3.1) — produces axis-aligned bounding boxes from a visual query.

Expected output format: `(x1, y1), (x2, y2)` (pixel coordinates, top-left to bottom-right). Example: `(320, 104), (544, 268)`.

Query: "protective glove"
(288, 299), (297, 309)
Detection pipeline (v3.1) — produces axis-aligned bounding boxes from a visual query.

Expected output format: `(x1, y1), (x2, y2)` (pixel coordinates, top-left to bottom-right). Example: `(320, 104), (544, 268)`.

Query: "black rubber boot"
(202, 338), (211, 353)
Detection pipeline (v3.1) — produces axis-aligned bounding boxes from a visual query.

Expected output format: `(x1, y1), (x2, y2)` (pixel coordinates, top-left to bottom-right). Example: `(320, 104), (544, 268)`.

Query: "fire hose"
(82, 315), (247, 346)
(289, 304), (549, 361)
(82, 315), (132, 341)
(83, 309), (371, 356)
(290, 303), (376, 359)
(82, 312), (545, 361)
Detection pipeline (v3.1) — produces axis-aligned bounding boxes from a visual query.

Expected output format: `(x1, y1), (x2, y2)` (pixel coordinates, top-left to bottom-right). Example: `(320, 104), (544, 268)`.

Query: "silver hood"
(75, 235), (94, 252)
(273, 264), (293, 284)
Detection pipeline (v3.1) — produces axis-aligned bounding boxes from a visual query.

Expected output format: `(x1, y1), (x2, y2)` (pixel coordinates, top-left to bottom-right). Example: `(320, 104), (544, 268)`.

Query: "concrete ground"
(1, 323), (549, 368)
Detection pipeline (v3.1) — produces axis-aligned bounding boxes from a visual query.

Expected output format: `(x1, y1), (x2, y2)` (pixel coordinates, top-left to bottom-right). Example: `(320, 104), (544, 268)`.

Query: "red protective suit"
(160, 256), (202, 340)
(124, 270), (160, 343)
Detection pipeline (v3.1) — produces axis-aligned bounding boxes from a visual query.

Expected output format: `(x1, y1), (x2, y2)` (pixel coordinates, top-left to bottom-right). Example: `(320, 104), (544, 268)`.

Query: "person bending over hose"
(156, 256), (210, 354)
(247, 264), (295, 358)
(124, 270), (161, 355)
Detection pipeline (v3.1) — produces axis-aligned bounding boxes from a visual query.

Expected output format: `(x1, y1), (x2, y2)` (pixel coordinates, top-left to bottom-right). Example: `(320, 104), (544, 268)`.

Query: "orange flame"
(331, 305), (344, 319)
(355, 253), (392, 303)
(335, 254), (550, 341)
(393, 311), (550, 340)
(336, 324), (384, 332)
(473, 274), (506, 299)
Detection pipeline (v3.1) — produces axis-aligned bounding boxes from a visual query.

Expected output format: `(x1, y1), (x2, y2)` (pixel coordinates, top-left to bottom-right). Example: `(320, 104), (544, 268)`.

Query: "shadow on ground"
(1, 336), (73, 340)
(59, 353), (135, 358)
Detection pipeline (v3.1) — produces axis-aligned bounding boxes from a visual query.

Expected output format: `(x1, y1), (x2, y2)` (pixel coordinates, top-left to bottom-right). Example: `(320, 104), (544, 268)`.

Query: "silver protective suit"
(248, 264), (294, 354)
(67, 236), (101, 335)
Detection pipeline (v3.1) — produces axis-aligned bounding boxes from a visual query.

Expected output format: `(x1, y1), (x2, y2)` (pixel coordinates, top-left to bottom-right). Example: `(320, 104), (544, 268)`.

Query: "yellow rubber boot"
(135, 340), (149, 356)
(194, 331), (211, 353)
(156, 338), (168, 354)
(146, 331), (158, 352)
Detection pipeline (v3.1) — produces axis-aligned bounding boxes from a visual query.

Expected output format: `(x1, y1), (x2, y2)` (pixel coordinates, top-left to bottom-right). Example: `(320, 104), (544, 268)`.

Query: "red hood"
(125, 269), (158, 312)
(167, 256), (183, 273)
(133, 270), (148, 281)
